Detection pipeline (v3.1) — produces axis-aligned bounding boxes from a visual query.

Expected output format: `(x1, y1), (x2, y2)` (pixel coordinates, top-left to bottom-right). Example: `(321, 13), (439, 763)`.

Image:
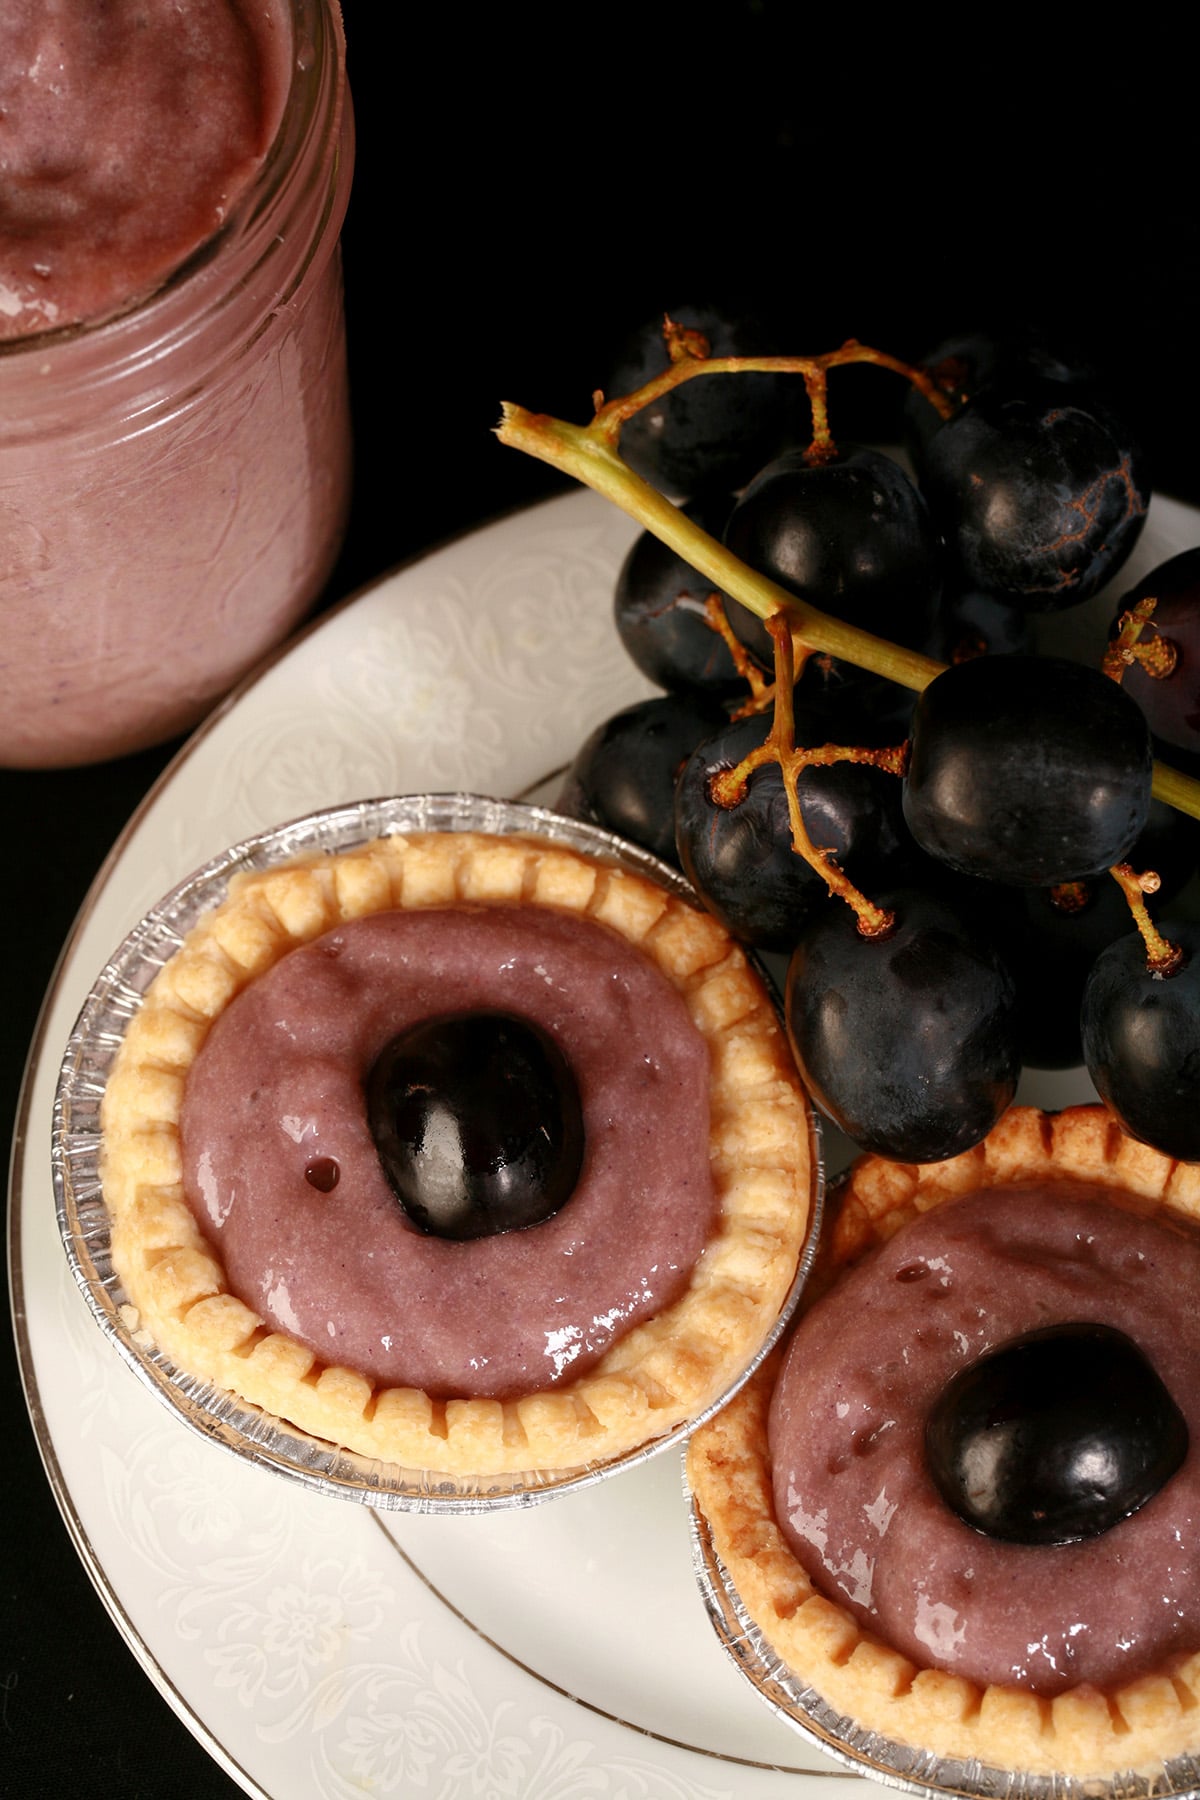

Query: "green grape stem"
(496, 399), (1200, 824)
(497, 403), (944, 692)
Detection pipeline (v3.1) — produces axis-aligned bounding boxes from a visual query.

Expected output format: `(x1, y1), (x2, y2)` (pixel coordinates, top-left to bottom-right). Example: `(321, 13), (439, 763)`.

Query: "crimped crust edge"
(687, 1104), (1200, 1779)
(101, 830), (814, 1477)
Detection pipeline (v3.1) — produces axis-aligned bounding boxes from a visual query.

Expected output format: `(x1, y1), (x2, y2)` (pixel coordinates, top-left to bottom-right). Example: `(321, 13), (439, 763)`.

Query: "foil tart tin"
(53, 791), (824, 1514)
(688, 1471), (1200, 1800)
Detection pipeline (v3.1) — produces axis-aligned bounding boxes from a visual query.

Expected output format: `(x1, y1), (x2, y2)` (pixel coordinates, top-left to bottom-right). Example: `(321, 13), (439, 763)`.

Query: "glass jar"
(0, 0), (354, 768)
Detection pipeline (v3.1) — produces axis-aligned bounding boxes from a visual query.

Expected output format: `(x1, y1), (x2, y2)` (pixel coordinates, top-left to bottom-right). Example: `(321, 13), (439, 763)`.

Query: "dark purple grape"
(1082, 921), (1200, 1162)
(1111, 547), (1200, 754)
(926, 1323), (1188, 1545)
(903, 655), (1152, 886)
(556, 692), (725, 866)
(365, 1012), (584, 1240)
(1006, 885), (1159, 1072)
(601, 303), (790, 495)
(882, 587), (1031, 757)
(613, 491), (741, 696)
(771, 641), (918, 735)
(785, 884), (1019, 1162)
(722, 444), (942, 672)
(925, 586), (1032, 665)
(904, 330), (1097, 458)
(993, 802), (1200, 1069)
(674, 708), (909, 951)
(918, 377), (1150, 608)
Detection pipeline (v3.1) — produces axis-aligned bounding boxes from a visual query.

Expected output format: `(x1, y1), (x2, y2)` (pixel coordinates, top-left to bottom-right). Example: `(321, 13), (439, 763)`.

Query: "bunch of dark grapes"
(550, 311), (1200, 1168)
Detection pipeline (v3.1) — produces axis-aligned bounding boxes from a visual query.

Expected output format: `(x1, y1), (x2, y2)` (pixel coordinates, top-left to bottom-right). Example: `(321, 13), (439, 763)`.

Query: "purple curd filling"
(179, 905), (715, 1398)
(768, 1184), (1200, 1695)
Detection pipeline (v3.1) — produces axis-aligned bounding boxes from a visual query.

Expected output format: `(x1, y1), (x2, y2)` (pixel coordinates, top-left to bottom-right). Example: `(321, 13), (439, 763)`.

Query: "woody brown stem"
(1109, 863), (1183, 974)
(709, 614), (899, 937)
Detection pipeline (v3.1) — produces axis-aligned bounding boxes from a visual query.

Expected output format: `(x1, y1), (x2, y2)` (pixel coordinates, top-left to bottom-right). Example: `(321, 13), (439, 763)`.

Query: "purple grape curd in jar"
(0, 0), (354, 767)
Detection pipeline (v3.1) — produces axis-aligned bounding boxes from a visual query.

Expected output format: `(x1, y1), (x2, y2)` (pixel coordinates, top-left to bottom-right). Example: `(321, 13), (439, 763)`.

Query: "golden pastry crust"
(101, 829), (813, 1477)
(687, 1104), (1200, 1779)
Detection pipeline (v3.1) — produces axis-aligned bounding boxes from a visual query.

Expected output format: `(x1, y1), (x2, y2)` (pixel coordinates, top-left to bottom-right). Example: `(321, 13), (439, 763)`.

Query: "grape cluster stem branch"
(1110, 864), (1183, 974)
(708, 614), (899, 937)
(496, 401), (1200, 823)
(588, 328), (955, 464)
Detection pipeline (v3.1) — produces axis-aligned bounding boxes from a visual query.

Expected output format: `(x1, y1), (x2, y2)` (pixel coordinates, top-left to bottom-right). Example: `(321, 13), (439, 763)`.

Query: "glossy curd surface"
(181, 904), (716, 1398)
(769, 1182), (1200, 1695)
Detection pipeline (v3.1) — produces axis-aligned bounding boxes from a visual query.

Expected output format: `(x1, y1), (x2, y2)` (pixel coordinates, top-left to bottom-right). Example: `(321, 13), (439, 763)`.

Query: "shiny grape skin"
(1082, 922), (1200, 1162)
(674, 709), (910, 951)
(785, 885), (1020, 1163)
(613, 491), (742, 696)
(722, 444), (942, 671)
(925, 1323), (1189, 1546)
(601, 303), (790, 496)
(556, 692), (725, 866)
(365, 1012), (585, 1240)
(1112, 547), (1200, 753)
(903, 655), (1153, 886)
(918, 378), (1150, 608)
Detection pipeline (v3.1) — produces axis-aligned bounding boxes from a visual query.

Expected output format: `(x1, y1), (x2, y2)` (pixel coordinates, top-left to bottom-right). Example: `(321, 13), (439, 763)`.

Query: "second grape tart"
(687, 1105), (1200, 1791)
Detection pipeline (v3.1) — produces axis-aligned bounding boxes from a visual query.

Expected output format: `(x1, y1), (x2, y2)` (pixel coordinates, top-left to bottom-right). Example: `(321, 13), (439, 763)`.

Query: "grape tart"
(96, 822), (814, 1484)
(687, 1106), (1200, 1784)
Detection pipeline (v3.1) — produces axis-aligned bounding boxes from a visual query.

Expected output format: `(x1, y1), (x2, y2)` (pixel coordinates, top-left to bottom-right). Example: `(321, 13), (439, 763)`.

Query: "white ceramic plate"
(11, 486), (1196, 1799)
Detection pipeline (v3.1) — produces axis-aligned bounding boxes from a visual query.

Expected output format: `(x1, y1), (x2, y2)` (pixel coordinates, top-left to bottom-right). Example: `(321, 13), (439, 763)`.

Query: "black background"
(2, 7), (1195, 1795)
